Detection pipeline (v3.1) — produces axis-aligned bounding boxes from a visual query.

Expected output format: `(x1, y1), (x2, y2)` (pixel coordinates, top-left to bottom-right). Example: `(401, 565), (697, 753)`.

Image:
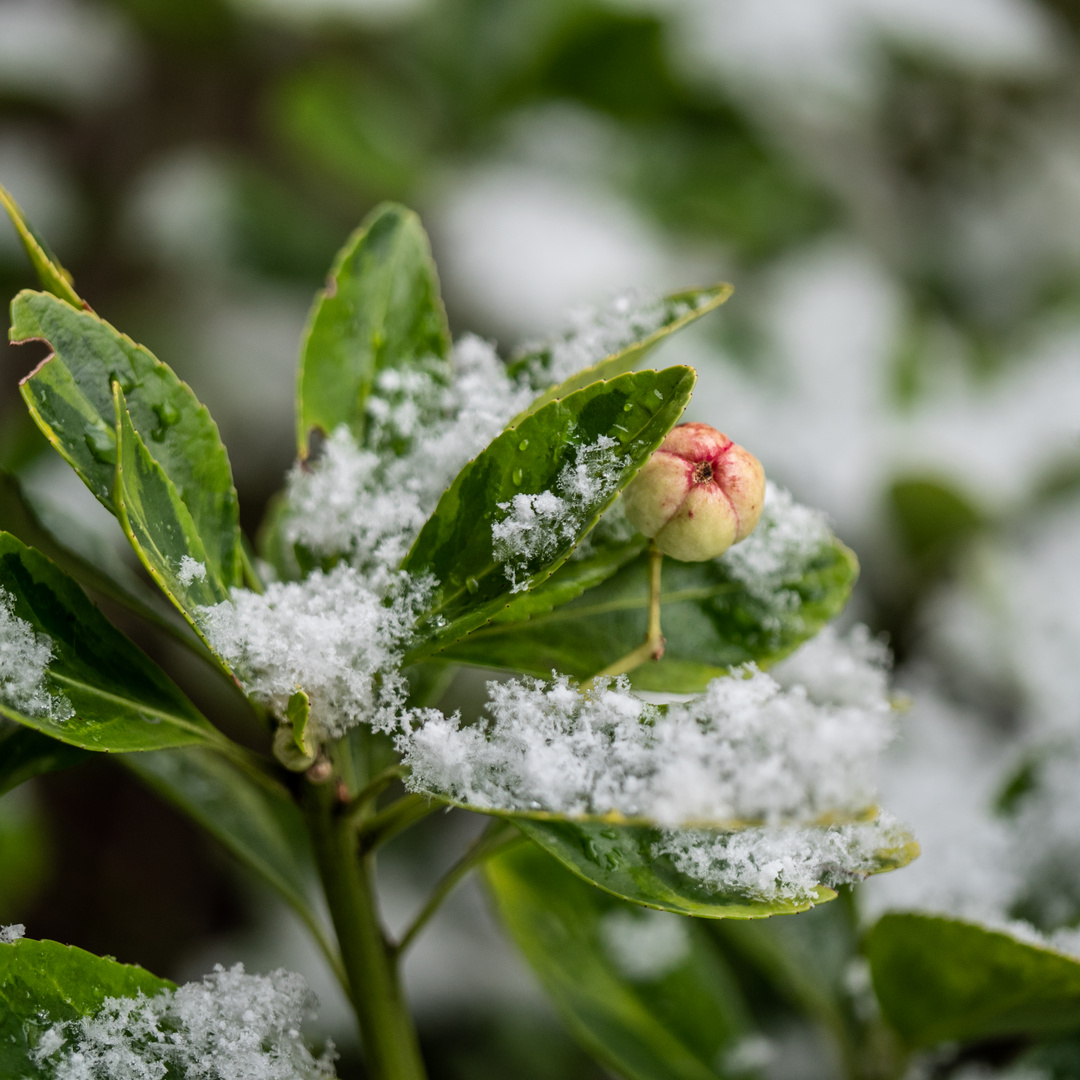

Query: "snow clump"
(493, 435), (623, 592)
(653, 813), (912, 904)
(401, 626), (894, 825)
(516, 289), (711, 388)
(0, 923), (25, 943)
(199, 565), (432, 739)
(31, 962), (337, 1080)
(284, 335), (533, 572)
(0, 587), (73, 722)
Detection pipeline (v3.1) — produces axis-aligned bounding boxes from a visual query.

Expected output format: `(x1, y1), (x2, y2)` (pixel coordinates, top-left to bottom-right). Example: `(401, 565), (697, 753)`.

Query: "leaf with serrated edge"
(297, 202), (450, 455)
(0, 183), (82, 308)
(867, 913), (1080, 1047)
(0, 936), (172, 1078)
(487, 840), (753, 1080)
(112, 385), (231, 649)
(442, 531), (857, 690)
(507, 284), (732, 426)
(11, 290), (241, 587)
(403, 366), (696, 660)
(0, 531), (215, 752)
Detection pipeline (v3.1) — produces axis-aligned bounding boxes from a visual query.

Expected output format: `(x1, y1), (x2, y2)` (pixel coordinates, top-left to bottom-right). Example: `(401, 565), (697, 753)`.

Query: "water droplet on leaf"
(518, 439), (529, 451)
(84, 424), (116, 465)
(512, 468), (523, 485)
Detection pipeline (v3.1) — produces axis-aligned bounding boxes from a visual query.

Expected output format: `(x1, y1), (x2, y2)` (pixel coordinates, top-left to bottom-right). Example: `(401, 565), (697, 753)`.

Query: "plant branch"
(358, 792), (439, 854)
(343, 764), (408, 828)
(304, 781), (427, 1080)
(396, 819), (520, 956)
(582, 543), (665, 687)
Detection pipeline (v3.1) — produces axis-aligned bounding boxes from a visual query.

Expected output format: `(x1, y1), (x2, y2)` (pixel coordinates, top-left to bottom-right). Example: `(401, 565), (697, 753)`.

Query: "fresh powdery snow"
(0, 923), (25, 943)
(719, 482), (835, 619)
(31, 963), (337, 1080)
(652, 814), (909, 904)
(515, 290), (710, 388)
(284, 335), (533, 572)
(492, 435), (623, 592)
(199, 566), (432, 738)
(177, 556), (208, 586)
(401, 626), (894, 826)
(0, 587), (73, 722)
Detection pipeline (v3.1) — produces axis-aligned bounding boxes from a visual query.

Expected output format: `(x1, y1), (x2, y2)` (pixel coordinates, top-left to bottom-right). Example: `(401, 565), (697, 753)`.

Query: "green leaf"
(0, 470), (158, 618)
(0, 726), (89, 798)
(124, 748), (321, 936)
(0, 183), (83, 308)
(866, 913), (1080, 1046)
(442, 522), (857, 690)
(0, 531), (216, 752)
(0, 936), (172, 1078)
(486, 840), (753, 1080)
(112, 385), (232, 637)
(287, 689), (314, 757)
(297, 202), (450, 456)
(510, 818), (836, 919)
(11, 290), (242, 588)
(508, 285), (732, 422)
(403, 366), (697, 659)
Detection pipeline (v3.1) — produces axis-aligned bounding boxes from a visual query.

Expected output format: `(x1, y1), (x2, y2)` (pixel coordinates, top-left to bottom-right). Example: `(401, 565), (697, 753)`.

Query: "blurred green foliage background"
(4, 1), (1080, 1077)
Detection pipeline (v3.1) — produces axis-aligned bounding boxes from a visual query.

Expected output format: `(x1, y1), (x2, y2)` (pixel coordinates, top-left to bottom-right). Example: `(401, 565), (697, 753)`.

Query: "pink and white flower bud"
(622, 422), (765, 561)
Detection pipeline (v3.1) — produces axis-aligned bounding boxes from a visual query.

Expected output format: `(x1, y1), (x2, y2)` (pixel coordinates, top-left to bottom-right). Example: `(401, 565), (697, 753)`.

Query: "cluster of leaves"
(2, 191), (1078, 1080)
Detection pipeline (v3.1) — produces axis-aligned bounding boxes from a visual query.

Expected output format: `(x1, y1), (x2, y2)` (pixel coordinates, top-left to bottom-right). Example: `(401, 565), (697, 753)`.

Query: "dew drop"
(653, 389), (664, 400)
(84, 424), (117, 465)
(154, 400), (181, 426)
(623, 402), (634, 412)
(518, 439), (529, 451)
(466, 576), (479, 594)
(512, 468), (523, 485)
(110, 368), (136, 393)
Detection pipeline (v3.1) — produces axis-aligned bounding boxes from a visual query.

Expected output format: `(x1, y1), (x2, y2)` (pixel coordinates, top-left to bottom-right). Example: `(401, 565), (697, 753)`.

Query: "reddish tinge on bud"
(622, 422), (765, 561)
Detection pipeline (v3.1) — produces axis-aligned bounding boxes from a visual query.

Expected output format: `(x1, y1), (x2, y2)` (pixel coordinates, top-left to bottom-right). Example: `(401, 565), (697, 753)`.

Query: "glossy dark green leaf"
(0, 936), (172, 1078)
(403, 366), (696, 660)
(866, 913), (1080, 1047)
(487, 840), (753, 1080)
(0, 183), (82, 308)
(443, 522), (857, 690)
(113, 385), (232, 637)
(0, 726), (89, 798)
(11, 290), (242, 588)
(511, 818), (833, 919)
(125, 748), (322, 938)
(508, 285), (732, 418)
(0, 531), (215, 751)
(297, 202), (450, 455)
(0, 470), (173, 629)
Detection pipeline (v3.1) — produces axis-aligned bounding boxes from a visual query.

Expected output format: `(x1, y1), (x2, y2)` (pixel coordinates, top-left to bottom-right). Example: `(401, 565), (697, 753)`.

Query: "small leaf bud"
(622, 422), (765, 561)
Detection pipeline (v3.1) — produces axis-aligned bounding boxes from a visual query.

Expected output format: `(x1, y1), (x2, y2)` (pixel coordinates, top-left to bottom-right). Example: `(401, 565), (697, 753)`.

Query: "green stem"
(343, 764), (408, 828)
(304, 781), (427, 1080)
(583, 543), (665, 687)
(397, 820), (520, 956)
(359, 793), (439, 853)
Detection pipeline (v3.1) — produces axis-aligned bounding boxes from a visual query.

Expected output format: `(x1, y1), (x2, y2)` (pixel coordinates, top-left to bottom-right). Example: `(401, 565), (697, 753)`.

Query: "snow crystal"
(285, 335), (533, 573)
(599, 907), (691, 981)
(0, 923), (25, 943)
(178, 556), (207, 586)
(516, 289), (707, 388)
(31, 962), (337, 1080)
(492, 436), (622, 592)
(199, 565), (431, 738)
(719, 483), (835, 623)
(653, 812), (911, 904)
(401, 626), (894, 826)
(0, 587), (73, 722)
